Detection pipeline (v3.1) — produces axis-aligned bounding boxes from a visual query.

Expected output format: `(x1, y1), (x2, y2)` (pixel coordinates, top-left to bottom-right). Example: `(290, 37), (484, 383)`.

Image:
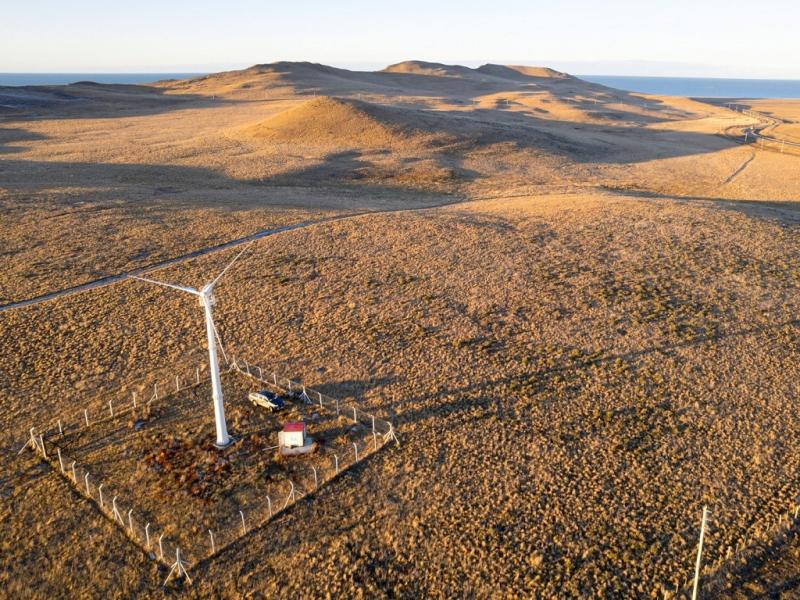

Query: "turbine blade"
(208, 241), (253, 289)
(128, 275), (200, 296)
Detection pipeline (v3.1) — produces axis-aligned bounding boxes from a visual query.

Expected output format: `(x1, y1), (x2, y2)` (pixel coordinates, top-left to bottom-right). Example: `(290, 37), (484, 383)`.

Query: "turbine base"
(213, 436), (234, 449)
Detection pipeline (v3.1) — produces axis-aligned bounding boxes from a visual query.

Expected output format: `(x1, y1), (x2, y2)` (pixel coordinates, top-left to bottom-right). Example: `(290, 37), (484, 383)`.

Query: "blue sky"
(2, 0), (798, 78)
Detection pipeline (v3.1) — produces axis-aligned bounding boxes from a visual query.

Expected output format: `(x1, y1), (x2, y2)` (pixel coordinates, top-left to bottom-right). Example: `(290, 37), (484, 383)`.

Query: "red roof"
(283, 421), (306, 432)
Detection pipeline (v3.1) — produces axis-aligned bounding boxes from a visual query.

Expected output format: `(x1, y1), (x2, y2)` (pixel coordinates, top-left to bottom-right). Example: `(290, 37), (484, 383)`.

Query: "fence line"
(24, 429), (183, 574)
(725, 103), (800, 154)
(16, 360), (233, 586)
(21, 351), (800, 594)
(231, 356), (399, 446)
(19, 361), (229, 453)
(21, 356), (399, 586)
(179, 356), (399, 561)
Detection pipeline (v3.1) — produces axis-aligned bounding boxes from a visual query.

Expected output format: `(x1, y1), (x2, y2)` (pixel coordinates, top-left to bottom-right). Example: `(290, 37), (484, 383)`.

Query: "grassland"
(46, 367), (383, 565)
(2, 62), (800, 597)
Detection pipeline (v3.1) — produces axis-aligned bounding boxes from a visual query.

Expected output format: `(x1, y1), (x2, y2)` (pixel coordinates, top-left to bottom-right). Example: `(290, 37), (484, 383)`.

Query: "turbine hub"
(199, 287), (216, 306)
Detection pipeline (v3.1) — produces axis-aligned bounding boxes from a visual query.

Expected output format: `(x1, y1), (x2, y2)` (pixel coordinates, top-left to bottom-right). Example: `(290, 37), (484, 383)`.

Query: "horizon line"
(2, 68), (800, 82)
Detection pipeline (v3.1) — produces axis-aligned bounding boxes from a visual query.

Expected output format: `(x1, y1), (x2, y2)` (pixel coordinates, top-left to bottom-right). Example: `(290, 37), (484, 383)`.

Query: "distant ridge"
(382, 61), (479, 78)
(476, 64), (571, 80)
(190, 60), (574, 86)
(383, 61), (571, 81)
(246, 61), (354, 77)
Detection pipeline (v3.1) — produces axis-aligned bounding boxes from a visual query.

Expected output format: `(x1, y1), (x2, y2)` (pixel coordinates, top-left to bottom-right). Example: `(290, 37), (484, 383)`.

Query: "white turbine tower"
(129, 244), (252, 448)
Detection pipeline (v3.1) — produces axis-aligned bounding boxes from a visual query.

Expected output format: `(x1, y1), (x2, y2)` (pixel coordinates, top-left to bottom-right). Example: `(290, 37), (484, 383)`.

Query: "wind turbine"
(129, 243), (252, 448)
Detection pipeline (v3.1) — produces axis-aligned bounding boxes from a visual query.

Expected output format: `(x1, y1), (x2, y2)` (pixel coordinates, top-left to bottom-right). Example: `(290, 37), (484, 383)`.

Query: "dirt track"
(3, 62), (800, 598)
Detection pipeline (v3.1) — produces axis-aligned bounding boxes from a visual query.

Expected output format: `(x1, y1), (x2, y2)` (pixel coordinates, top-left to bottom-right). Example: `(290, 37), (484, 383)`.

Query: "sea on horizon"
(1, 72), (800, 99)
(580, 75), (800, 98)
(0, 73), (205, 87)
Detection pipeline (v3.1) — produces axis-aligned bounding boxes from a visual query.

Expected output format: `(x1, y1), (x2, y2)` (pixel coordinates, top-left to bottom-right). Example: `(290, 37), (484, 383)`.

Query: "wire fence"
(18, 351), (800, 596)
(725, 102), (800, 154)
(231, 355), (399, 442)
(25, 429), (188, 580)
(743, 128), (800, 154)
(23, 360), (219, 448)
(21, 356), (398, 586)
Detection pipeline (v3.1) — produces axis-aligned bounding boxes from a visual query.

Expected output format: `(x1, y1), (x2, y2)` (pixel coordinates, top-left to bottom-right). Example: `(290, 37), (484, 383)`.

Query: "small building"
(278, 421), (306, 449)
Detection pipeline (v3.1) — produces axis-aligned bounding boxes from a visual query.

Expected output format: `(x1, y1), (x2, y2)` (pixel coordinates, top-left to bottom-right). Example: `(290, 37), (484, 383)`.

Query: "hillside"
(0, 60), (769, 304)
(233, 96), (452, 149)
(3, 60), (800, 598)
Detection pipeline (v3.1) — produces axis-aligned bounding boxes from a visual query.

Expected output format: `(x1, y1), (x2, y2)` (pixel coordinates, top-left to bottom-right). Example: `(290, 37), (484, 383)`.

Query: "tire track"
(0, 210), (400, 312)
(721, 152), (756, 185)
(0, 186), (589, 313)
(720, 104), (800, 155)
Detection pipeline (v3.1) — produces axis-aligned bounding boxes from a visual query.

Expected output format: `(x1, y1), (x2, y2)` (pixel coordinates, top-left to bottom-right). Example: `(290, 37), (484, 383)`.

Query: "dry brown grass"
(234, 96), (453, 149)
(2, 63), (800, 597)
(44, 368), (385, 565)
(1, 60), (768, 303)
